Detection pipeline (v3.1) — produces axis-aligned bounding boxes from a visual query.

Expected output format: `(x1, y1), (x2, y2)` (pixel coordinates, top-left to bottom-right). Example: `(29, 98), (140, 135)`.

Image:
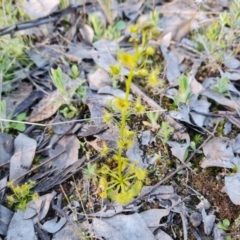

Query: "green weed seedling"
(83, 163), (97, 180)
(142, 112), (160, 131)
(0, 1), (30, 82)
(218, 219), (232, 240)
(51, 67), (86, 119)
(89, 14), (105, 40)
(194, 0), (240, 68)
(157, 121), (174, 144)
(218, 219), (231, 231)
(192, 134), (203, 145)
(105, 20), (126, 40)
(71, 64), (80, 79)
(183, 140), (203, 162)
(6, 181), (38, 210)
(213, 76), (229, 96)
(174, 74), (192, 107)
(89, 14), (126, 41)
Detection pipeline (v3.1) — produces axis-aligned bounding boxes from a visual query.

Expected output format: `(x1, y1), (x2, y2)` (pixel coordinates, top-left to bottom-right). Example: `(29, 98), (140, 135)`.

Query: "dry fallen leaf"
(7, 210), (37, 240)
(88, 68), (111, 91)
(0, 133), (14, 165)
(9, 134), (37, 184)
(140, 208), (170, 228)
(224, 168), (240, 205)
(29, 90), (63, 122)
(92, 213), (155, 240)
(201, 137), (235, 169)
(49, 135), (80, 173)
(0, 205), (13, 236)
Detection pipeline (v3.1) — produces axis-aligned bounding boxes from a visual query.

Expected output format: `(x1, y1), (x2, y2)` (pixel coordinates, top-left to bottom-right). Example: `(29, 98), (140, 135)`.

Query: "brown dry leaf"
(7, 210), (37, 240)
(87, 68), (111, 91)
(201, 137), (235, 169)
(9, 134), (37, 184)
(160, 33), (181, 85)
(92, 213), (155, 240)
(29, 91), (63, 122)
(4, 82), (33, 116)
(49, 135), (80, 174)
(25, 192), (56, 223)
(161, 15), (195, 42)
(0, 204), (13, 236)
(79, 24), (94, 45)
(140, 209), (170, 228)
(224, 168), (240, 205)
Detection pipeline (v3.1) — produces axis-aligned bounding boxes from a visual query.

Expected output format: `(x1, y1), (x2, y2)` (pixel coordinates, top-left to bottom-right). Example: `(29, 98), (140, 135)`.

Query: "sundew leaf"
(115, 190), (134, 204)
(98, 164), (111, 174)
(99, 177), (108, 199)
(135, 167), (146, 180)
(131, 180), (142, 196)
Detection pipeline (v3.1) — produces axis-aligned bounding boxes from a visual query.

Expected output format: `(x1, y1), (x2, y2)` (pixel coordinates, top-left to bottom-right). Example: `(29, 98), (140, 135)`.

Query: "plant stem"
(117, 69), (134, 177)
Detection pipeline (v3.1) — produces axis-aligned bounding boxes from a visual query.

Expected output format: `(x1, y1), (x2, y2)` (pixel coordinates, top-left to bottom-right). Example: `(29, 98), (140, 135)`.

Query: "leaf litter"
(1, 0), (240, 239)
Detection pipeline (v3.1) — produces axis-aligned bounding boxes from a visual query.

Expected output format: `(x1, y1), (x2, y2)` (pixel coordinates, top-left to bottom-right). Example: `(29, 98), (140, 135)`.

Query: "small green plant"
(194, 0), (240, 67)
(105, 20), (126, 40)
(89, 14), (105, 40)
(142, 112), (160, 131)
(83, 163), (97, 181)
(71, 64), (80, 79)
(150, 9), (159, 25)
(51, 67), (73, 105)
(218, 219), (232, 240)
(6, 181), (38, 210)
(0, 1), (30, 83)
(213, 76), (229, 95)
(95, 21), (161, 204)
(232, 164), (239, 173)
(157, 121), (174, 143)
(183, 140), (203, 161)
(59, 104), (79, 119)
(59, 0), (69, 9)
(89, 14), (126, 41)
(0, 100), (27, 132)
(51, 67), (86, 119)
(174, 74), (192, 106)
(192, 134), (203, 145)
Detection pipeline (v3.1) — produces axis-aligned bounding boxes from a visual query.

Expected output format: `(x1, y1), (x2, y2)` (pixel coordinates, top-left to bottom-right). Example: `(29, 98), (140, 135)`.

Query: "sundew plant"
(97, 21), (162, 204)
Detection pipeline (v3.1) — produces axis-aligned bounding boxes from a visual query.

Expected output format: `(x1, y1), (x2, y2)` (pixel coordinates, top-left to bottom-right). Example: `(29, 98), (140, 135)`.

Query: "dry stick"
(222, 232), (240, 237)
(0, 161), (10, 168)
(0, 150), (65, 192)
(0, 3), (92, 36)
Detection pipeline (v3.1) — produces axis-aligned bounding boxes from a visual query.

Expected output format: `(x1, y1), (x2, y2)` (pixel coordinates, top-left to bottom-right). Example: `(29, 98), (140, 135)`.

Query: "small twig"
(0, 4), (92, 36)
(0, 108), (166, 127)
(221, 232), (240, 237)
